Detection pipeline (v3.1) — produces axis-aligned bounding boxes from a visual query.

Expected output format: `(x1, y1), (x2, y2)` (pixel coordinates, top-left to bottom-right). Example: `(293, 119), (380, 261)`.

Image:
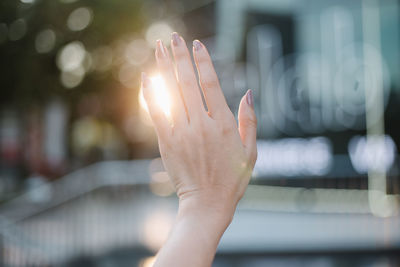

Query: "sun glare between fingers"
(139, 74), (171, 119)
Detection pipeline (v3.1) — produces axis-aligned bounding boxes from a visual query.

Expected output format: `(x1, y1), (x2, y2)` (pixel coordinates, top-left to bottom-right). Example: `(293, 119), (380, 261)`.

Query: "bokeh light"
(150, 171), (174, 197)
(142, 211), (173, 252)
(138, 75), (172, 127)
(35, 29), (56, 54)
(60, 66), (85, 88)
(8, 19), (26, 41)
(254, 137), (333, 177)
(139, 256), (156, 267)
(125, 39), (151, 66)
(348, 135), (397, 174)
(67, 7), (93, 32)
(57, 41), (86, 72)
(1, 0), (400, 265)
(140, 75), (171, 117)
(118, 63), (136, 88)
(91, 46), (113, 72)
(56, 41), (89, 88)
(145, 21), (174, 48)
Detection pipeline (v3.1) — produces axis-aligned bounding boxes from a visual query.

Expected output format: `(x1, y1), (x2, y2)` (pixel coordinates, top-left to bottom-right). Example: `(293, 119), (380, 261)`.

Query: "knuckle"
(221, 120), (236, 136)
(194, 118), (208, 136)
(223, 112), (237, 126)
(180, 78), (194, 89)
(201, 78), (219, 89)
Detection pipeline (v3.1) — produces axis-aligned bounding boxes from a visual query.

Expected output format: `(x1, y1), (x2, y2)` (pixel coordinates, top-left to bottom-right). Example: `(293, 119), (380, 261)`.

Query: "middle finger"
(171, 32), (205, 122)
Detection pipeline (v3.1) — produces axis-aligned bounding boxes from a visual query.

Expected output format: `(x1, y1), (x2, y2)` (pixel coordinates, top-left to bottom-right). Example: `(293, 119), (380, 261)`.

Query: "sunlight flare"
(139, 74), (171, 118)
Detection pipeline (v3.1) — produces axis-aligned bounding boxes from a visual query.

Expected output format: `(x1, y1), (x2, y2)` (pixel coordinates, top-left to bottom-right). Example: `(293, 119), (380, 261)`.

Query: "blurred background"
(0, 0), (399, 266)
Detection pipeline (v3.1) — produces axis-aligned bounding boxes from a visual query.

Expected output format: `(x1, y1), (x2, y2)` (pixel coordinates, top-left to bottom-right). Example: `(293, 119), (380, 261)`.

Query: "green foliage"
(0, 0), (146, 107)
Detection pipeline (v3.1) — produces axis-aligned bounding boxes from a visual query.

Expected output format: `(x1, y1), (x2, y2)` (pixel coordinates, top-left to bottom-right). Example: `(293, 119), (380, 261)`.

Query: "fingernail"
(156, 39), (166, 57)
(141, 72), (149, 87)
(172, 32), (181, 46)
(246, 89), (254, 108)
(193, 40), (202, 51)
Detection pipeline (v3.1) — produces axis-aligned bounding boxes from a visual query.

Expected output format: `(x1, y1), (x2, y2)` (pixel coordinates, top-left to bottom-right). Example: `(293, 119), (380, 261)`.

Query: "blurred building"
(0, 0), (399, 266)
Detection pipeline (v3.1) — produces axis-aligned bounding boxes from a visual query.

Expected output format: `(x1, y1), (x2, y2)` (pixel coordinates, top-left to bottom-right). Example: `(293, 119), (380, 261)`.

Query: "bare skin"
(142, 32), (257, 267)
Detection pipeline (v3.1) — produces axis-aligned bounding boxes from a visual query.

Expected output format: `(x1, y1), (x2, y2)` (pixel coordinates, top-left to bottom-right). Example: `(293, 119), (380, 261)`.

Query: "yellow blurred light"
(150, 171), (175, 197)
(145, 22), (173, 48)
(139, 256), (156, 267)
(139, 75), (171, 119)
(125, 39), (151, 66)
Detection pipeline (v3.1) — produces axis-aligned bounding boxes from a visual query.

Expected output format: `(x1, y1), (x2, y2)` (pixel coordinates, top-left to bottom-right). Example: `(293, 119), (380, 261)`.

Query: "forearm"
(154, 194), (235, 267)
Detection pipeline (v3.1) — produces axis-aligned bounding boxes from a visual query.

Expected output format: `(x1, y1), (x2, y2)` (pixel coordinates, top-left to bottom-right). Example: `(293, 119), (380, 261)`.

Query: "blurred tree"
(0, 0), (145, 109)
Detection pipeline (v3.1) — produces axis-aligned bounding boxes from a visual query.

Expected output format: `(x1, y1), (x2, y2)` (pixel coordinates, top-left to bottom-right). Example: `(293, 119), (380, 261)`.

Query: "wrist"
(154, 192), (235, 267)
(177, 189), (237, 232)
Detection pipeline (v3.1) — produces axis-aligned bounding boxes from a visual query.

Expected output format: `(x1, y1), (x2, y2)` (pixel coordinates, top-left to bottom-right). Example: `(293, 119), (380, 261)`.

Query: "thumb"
(238, 89), (257, 165)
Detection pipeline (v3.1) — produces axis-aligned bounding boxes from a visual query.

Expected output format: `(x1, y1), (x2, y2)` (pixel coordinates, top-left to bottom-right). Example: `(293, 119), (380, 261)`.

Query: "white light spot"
(145, 22), (174, 48)
(57, 41), (86, 71)
(67, 7), (93, 31)
(139, 75), (171, 118)
(254, 137), (333, 178)
(60, 66), (85, 88)
(125, 39), (151, 66)
(91, 46), (113, 72)
(142, 212), (173, 251)
(348, 135), (396, 174)
(35, 29), (56, 53)
(118, 63), (136, 87)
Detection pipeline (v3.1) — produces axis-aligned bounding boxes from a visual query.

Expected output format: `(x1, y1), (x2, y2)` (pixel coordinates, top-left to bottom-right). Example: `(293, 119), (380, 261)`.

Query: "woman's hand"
(142, 32), (257, 267)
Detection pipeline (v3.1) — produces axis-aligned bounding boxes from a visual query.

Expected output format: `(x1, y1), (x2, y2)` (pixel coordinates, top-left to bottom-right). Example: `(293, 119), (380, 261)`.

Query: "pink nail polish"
(156, 39), (166, 57)
(172, 32), (180, 46)
(193, 40), (202, 51)
(246, 89), (254, 108)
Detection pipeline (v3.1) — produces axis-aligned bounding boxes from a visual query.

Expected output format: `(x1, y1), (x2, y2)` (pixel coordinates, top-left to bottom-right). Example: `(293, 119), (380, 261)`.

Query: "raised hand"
(141, 32), (257, 267)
